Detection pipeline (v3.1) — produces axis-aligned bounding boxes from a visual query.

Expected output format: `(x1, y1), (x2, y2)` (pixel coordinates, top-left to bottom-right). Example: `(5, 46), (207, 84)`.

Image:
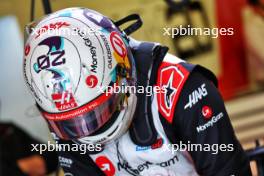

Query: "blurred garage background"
(0, 0), (263, 175)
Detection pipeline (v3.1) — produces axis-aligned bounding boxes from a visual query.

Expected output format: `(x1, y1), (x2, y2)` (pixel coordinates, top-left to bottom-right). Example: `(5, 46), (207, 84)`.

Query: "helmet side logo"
(86, 75), (98, 88)
(110, 31), (131, 71)
(110, 31), (127, 58)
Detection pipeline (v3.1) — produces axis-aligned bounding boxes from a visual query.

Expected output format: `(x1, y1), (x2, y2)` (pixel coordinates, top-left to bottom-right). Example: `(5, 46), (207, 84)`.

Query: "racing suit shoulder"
(155, 53), (196, 123)
(155, 53), (218, 124)
(158, 70), (252, 176)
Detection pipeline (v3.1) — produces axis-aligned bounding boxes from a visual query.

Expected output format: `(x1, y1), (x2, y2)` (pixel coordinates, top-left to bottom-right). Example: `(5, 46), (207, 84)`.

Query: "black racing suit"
(53, 61), (252, 175)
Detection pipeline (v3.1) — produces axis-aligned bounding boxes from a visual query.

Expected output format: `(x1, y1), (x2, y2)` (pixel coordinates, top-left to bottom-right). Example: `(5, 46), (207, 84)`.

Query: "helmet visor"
(39, 92), (125, 140)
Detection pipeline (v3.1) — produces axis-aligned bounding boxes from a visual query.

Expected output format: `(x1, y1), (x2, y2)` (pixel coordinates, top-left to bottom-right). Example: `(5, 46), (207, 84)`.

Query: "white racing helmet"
(23, 7), (138, 144)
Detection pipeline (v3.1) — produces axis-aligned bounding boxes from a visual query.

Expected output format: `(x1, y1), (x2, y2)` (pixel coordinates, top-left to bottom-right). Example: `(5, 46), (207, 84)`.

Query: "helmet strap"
(114, 14), (143, 36)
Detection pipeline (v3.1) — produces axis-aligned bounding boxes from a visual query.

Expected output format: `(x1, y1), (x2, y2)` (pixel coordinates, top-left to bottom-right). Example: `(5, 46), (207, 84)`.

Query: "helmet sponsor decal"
(110, 31), (131, 70)
(110, 31), (127, 58)
(28, 36), (82, 112)
(33, 36), (66, 74)
(42, 91), (113, 121)
(51, 90), (77, 111)
(95, 156), (116, 176)
(157, 62), (190, 123)
(100, 34), (113, 69)
(25, 44), (30, 56)
(30, 36), (80, 111)
(86, 75), (98, 88)
(75, 28), (98, 73)
(35, 21), (70, 39)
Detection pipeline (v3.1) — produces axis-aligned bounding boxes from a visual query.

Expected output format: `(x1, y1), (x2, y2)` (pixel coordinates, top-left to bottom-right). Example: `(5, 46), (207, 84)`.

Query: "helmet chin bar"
(75, 93), (137, 145)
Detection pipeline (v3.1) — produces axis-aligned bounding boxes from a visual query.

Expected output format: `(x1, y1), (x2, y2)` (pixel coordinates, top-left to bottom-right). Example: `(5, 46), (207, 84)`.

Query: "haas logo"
(110, 31), (127, 58)
(157, 63), (189, 123)
(51, 91), (77, 111)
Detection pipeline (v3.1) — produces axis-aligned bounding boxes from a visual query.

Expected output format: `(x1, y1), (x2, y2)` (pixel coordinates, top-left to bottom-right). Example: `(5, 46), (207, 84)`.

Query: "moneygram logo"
(196, 112), (224, 133)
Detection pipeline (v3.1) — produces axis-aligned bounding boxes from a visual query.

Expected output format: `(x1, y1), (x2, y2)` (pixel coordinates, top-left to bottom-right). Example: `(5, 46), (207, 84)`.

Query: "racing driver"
(23, 7), (252, 176)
